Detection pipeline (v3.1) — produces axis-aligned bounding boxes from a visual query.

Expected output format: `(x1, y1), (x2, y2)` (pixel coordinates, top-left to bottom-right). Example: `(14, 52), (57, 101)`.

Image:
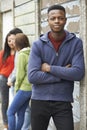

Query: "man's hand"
(41, 63), (50, 72)
(41, 63), (71, 73)
(66, 64), (71, 68)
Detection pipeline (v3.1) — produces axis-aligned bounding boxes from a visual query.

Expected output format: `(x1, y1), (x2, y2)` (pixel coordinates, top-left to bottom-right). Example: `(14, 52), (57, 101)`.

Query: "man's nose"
(55, 18), (59, 22)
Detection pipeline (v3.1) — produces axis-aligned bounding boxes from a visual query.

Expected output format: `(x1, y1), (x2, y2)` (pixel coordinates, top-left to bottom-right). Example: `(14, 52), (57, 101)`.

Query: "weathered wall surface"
(14, 0), (36, 44)
(0, 0), (13, 12)
(79, 0), (87, 130)
(0, 0), (36, 45)
(0, 12), (2, 50)
(0, 0), (14, 46)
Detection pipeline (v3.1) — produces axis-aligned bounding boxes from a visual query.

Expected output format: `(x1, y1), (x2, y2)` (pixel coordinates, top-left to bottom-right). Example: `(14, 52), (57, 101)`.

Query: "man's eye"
(59, 18), (64, 20)
(49, 17), (65, 21)
(49, 17), (55, 20)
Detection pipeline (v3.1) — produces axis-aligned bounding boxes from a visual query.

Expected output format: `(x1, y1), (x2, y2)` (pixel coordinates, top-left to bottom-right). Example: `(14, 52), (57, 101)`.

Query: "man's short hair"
(47, 4), (66, 14)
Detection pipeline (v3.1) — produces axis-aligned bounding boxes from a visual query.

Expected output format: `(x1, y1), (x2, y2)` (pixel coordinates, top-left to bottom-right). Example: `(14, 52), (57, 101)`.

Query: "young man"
(28, 4), (85, 130)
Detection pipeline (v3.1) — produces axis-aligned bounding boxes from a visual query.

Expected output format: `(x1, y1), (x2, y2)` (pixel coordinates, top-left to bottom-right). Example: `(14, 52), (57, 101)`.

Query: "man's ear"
(65, 18), (67, 24)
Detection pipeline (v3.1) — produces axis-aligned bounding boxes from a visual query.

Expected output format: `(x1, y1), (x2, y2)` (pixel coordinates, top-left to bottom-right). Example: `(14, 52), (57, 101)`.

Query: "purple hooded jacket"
(28, 30), (85, 102)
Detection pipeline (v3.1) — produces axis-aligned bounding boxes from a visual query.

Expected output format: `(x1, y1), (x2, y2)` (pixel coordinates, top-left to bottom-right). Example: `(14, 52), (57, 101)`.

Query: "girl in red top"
(0, 28), (23, 130)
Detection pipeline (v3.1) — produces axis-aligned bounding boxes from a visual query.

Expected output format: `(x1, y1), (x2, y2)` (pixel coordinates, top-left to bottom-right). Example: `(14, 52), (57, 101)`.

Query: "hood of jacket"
(39, 30), (76, 44)
(19, 47), (30, 55)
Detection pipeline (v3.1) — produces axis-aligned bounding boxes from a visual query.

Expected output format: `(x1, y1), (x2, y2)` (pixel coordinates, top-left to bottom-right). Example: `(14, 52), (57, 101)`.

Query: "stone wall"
(14, 0), (36, 45)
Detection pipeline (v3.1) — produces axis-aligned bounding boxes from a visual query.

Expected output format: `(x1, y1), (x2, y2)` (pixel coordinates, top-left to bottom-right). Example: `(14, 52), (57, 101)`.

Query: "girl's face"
(7, 34), (16, 49)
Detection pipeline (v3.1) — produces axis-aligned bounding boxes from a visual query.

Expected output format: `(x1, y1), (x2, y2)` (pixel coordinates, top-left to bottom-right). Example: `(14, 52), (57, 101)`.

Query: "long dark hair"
(2, 28), (23, 62)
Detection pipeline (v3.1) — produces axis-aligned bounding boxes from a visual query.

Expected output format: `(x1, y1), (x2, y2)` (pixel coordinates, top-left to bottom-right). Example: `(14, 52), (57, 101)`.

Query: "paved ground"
(0, 104), (4, 129)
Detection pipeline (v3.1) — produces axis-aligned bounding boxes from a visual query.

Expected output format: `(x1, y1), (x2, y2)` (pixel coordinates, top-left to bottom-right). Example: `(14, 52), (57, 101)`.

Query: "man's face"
(48, 9), (67, 33)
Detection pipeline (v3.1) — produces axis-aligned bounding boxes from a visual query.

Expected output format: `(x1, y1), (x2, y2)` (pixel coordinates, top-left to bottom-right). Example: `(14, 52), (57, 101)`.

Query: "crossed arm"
(41, 63), (71, 72)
